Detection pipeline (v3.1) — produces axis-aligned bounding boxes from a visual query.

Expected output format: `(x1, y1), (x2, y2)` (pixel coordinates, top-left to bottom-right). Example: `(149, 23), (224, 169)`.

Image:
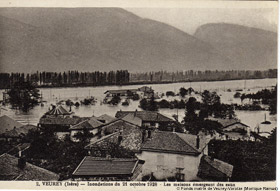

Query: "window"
(176, 156), (184, 168)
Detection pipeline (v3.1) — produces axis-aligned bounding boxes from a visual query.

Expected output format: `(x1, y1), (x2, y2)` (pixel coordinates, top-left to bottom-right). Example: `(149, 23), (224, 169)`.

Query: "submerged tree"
(7, 81), (40, 112)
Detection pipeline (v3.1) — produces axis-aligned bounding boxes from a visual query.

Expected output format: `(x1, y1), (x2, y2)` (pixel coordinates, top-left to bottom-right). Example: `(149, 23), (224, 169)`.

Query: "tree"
(139, 95), (158, 111)
(90, 141), (136, 159)
(184, 97), (198, 122)
(73, 128), (94, 143)
(7, 81), (40, 112)
(108, 95), (121, 105)
(179, 87), (188, 97)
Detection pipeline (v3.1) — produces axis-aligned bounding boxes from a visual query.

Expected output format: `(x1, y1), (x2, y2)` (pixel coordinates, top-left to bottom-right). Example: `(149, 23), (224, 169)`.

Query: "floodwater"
(0, 78), (277, 133)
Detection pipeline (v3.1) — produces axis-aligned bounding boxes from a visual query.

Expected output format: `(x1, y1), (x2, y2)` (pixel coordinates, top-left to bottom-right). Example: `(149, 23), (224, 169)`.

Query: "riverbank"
(0, 77), (276, 90)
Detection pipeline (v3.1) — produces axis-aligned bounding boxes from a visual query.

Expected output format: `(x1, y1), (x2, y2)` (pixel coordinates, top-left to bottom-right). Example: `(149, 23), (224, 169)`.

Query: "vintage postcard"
(0, 0), (278, 190)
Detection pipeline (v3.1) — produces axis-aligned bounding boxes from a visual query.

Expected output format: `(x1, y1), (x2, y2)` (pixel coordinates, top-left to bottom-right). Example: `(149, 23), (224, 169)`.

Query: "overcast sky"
(126, 7), (277, 34)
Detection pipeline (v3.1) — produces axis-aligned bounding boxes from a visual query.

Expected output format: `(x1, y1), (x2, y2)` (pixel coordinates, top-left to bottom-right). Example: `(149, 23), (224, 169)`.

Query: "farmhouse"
(115, 110), (174, 128)
(136, 131), (211, 181)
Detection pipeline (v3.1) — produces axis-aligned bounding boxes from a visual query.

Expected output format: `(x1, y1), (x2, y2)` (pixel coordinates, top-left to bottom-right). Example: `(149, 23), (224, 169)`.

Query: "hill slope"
(0, 8), (276, 72)
(194, 23), (277, 70)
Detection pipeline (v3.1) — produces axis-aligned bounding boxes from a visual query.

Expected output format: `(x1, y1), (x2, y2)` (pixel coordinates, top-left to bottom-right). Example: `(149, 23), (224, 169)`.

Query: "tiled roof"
(121, 113), (142, 126)
(72, 157), (141, 176)
(115, 111), (174, 122)
(141, 131), (210, 155)
(69, 117), (103, 130)
(85, 132), (119, 149)
(39, 116), (87, 125)
(46, 105), (72, 115)
(100, 119), (141, 134)
(208, 117), (246, 128)
(96, 114), (116, 124)
(6, 143), (31, 156)
(0, 115), (23, 134)
(201, 155), (233, 178)
(0, 153), (59, 180)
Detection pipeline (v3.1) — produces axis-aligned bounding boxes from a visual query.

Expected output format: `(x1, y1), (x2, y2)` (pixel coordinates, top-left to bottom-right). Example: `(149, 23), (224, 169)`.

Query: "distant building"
(197, 155), (233, 181)
(136, 131), (212, 181)
(104, 89), (138, 97)
(115, 110), (174, 128)
(0, 153), (59, 180)
(39, 105), (87, 139)
(72, 157), (144, 181)
(69, 117), (104, 142)
(137, 86), (154, 98)
(208, 117), (252, 141)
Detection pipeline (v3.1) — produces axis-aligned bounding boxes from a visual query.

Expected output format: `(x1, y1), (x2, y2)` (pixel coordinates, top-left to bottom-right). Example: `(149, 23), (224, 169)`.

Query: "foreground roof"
(0, 153), (59, 180)
(141, 131), (211, 155)
(72, 157), (143, 176)
(0, 115), (23, 134)
(198, 155), (234, 179)
(115, 111), (174, 122)
(69, 117), (104, 130)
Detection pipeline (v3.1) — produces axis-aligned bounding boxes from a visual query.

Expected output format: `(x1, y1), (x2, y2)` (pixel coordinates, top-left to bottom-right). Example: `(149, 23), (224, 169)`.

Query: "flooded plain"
(0, 78), (277, 133)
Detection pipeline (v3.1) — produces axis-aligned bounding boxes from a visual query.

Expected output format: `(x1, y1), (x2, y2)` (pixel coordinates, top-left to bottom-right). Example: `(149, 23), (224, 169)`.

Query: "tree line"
(130, 69), (277, 82)
(0, 70), (130, 89)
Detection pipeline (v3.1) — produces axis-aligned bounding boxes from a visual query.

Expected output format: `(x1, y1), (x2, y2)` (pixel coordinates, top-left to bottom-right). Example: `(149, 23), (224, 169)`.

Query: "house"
(136, 131), (211, 181)
(104, 89), (138, 97)
(137, 86), (154, 98)
(0, 115), (23, 134)
(1, 124), (37, 142)
(115, 110), (174, 128)
(69, 117), (104, 142)
(86, 119), (143, 152)
(0, 153), (59, 180)
(45, 105), (73, 117)
(208, 117), (252, 141)
(197, 155), (233, 181)
(72, 156), (145, 181)
(39, 105), (88, 139)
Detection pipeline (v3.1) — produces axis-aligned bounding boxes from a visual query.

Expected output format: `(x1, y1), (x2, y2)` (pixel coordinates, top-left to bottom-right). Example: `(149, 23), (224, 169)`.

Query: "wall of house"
(136, 151), (203, 181)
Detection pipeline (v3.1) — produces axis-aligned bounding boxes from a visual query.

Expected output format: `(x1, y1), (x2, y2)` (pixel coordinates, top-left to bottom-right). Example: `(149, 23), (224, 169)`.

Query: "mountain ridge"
(0, 8), (277, 73)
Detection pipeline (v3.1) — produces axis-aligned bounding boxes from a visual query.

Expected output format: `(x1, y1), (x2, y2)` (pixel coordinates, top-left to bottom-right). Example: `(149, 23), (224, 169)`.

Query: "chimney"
(118, 134), (123, 145)
(18, 151), (26, 170)
(142, 130), (146, 143)
(196, 135), (200, 149)
(147, 130), (152, 138)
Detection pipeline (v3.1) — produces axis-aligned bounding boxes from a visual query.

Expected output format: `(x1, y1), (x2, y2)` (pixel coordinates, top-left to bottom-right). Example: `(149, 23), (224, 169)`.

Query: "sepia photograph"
(0, 0), (277, 184)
